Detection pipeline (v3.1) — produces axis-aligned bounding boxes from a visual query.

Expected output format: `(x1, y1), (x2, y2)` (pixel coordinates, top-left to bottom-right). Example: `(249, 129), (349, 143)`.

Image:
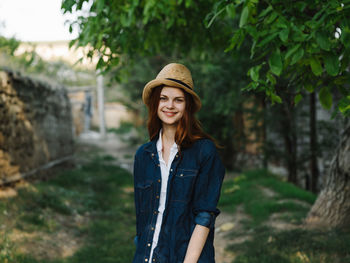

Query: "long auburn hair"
(147, 85), (218, 149)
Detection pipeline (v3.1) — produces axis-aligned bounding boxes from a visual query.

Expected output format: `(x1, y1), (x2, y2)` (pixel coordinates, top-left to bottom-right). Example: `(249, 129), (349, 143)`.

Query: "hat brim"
(142, 78), (202, 112)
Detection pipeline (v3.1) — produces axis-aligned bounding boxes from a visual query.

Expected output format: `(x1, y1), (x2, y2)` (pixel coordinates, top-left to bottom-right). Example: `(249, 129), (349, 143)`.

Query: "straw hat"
(142, 63), (202, 112)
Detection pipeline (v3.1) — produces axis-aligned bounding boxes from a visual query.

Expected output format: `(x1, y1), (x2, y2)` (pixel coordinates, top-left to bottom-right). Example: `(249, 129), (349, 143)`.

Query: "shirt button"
(156, 195), (159, 199)
(176, 154), (179, 158)
(158, 179), (161, 183)
(154, 211), (158, 214)
(153, 259), (156, 262)
(151, 227), (155, 230)
(145, 259), (148, 262)
(170, 169), (173, 172)
(180, 174), (184, 177)
(147, 243), (151, 247)
(157, 164), (160, 167)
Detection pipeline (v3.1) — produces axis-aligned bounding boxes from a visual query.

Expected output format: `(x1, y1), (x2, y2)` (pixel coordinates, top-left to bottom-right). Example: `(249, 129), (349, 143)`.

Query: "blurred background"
(0, 0), (349, 263)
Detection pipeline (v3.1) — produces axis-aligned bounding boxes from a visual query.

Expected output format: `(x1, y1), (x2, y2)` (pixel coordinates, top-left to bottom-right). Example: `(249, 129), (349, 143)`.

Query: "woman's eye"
(175, 98), (184, 103)
(160, 97), (167, 101)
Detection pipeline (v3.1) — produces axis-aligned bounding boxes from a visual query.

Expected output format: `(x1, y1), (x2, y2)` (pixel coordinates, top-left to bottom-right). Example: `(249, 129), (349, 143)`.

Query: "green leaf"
(271, 93), (282, 104)
(275, 17), (288, 29)
(304, 84), (315, 93)
(315, 31), (331, 51)
(266, 12), (278, 24)
(310, 57), (323, 76)
(279, 28), (289, 42)
(290, 47), (304, 65)
(258, 5), (273, 18)
(269, 49), (283, 76)
(266, 71), (276, 85)
(206, 6), (226, 28)
(338, 96), (350, 116)
(319, 87), (332, 109)
(291, 26), (307, 42)
(249, 65), (261, 82)
(294, 94), (302, 105)
(226, 3), (236, 18)
(239, 6), (249, 28)
(285, 44), (301, 59)
(257, 32), (279, 47)
(225, 29), (245, 52)
(324, 53), (340, 76)
(340, 27), (350, 48)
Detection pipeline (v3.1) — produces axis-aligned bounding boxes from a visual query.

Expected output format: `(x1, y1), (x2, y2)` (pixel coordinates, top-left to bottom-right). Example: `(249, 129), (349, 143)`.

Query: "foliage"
(208, 0), (350, 116)
(61, 0), (233, 72)
(0, 36), (20, 55)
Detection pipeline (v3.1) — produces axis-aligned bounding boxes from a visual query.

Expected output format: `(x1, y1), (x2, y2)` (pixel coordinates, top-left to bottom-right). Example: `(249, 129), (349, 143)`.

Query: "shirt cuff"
(194, 211), (216, 228)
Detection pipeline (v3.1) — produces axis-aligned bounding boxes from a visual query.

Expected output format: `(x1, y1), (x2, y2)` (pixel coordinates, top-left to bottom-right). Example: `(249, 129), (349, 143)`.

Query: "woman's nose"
(166, 99), (175, 108)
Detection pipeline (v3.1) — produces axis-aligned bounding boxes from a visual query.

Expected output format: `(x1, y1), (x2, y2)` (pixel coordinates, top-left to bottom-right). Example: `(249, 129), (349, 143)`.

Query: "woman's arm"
(183, 224), (210, 263)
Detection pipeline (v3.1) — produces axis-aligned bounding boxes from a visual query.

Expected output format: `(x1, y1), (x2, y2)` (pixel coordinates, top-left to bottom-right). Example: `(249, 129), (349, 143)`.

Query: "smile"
(162, 111), (177, 117)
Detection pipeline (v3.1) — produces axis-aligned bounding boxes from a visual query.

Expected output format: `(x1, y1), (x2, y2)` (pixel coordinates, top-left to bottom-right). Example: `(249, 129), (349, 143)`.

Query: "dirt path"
(77, 131), (137, 172)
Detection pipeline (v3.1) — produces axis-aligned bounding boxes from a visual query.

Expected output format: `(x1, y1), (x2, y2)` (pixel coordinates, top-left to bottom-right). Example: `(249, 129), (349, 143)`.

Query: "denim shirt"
(133, 137), (225, 263)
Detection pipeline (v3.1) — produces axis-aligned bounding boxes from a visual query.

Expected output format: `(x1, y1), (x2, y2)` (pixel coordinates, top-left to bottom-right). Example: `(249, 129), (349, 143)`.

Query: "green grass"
(108, 121), (134, 135)
(219, 169), (350, 263)
(228, 227), (350, 263)
(2, 165), (349, 263)
(219, 169), (316, 226)
(0, 158), (136, 263)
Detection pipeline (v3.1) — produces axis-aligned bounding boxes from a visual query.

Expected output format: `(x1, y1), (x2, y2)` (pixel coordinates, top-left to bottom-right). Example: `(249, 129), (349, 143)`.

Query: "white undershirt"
(149, 130), (178, 261)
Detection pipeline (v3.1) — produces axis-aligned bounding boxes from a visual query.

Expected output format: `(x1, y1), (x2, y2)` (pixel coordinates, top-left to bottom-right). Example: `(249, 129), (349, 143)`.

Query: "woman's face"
(157, 86), (186, 127)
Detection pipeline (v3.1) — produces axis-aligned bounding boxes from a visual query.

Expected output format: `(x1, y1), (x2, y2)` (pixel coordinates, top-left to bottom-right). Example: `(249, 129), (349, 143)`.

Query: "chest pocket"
(135, 180), (153, 213)
(171, 168), (198, 204)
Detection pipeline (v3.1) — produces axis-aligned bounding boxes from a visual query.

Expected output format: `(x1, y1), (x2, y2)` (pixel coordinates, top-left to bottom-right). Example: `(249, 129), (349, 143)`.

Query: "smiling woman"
(157, 87), (186, 127)
(132, 63), (225, 263)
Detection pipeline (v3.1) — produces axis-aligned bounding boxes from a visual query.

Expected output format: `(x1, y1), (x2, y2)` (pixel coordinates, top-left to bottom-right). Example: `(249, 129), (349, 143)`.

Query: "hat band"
(166, 78), (193, 90)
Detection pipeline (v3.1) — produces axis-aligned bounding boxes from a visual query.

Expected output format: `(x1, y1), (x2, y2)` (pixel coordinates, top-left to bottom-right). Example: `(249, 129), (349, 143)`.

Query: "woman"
(133, 63), (225, 263)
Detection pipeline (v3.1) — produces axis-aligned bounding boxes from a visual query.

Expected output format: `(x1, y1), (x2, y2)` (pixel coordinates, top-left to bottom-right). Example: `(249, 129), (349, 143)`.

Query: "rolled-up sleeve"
(192, 140), (225, 229)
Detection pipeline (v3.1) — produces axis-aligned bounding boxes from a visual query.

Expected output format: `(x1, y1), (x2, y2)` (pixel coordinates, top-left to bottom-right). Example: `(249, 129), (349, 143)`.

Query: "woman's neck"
(161, 124), (176, 145)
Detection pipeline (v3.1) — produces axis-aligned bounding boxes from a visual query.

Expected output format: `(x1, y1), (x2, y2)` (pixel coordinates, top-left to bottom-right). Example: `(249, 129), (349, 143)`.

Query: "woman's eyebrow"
(160, 94), (184, 99)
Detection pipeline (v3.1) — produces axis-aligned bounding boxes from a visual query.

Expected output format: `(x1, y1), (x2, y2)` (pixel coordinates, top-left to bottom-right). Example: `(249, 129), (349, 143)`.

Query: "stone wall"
(0, 70), (74, 183)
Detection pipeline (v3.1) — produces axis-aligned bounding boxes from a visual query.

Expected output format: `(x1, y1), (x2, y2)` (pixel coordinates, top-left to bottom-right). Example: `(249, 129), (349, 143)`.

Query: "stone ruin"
(0, 70), (74, 184)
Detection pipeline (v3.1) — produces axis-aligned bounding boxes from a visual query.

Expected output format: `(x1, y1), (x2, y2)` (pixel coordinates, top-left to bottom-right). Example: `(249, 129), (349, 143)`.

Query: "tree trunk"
(309, 92), (319, 193)
(306, 124), (350, 228)
(261, 96), (268, 169)
(281, 100), (298, 184)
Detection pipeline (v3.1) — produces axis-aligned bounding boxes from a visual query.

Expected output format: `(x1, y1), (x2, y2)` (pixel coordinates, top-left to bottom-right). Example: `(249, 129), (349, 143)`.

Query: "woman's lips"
(163, 111), (177, 117)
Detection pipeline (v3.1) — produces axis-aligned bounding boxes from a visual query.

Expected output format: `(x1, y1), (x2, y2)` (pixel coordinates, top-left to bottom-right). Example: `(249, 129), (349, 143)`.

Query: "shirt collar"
(157, 129), (178, 153)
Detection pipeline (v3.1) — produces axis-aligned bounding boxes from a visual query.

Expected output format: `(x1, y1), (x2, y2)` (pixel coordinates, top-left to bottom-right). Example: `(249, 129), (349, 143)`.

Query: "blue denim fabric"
(133, 137), (225, 263)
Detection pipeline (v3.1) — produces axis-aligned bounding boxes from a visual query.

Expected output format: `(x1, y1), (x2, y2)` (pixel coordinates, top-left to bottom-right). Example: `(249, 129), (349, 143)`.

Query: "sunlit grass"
(219, 169), (316, 226)
(229, 228), (350, 263)
(219, 169), (350, 263)
(0, 158), (136, 263)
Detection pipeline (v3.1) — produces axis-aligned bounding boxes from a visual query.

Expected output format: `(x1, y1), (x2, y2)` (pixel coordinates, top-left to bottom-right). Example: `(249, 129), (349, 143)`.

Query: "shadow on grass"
(0, 158), (136, 263)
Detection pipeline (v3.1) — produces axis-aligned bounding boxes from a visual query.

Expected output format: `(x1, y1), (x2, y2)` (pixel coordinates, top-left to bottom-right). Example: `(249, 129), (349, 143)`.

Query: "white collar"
(156, 129), (178, 153)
